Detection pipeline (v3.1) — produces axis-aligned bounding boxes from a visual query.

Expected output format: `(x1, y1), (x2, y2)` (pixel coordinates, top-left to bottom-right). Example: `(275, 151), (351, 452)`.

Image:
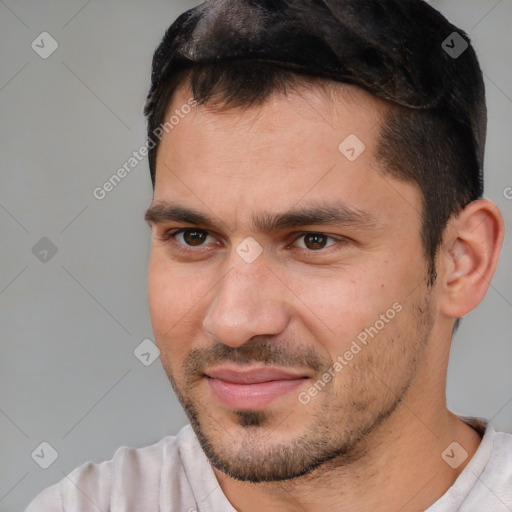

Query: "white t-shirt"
(26, 418), (512, 512)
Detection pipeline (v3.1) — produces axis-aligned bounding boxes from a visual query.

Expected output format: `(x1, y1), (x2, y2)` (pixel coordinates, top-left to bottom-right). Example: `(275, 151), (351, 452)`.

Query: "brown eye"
(180, 229), (209, 246)
(303, 233), (329, 250)
(293, 232), (342, 252)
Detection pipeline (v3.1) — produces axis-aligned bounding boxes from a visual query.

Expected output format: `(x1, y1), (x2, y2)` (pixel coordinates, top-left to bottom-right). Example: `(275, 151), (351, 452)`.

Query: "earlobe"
(439, 199), (504, 318)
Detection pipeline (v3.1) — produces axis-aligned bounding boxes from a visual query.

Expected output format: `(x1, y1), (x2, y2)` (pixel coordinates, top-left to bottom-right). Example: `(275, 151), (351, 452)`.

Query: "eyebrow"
(144, 201), (378, 232)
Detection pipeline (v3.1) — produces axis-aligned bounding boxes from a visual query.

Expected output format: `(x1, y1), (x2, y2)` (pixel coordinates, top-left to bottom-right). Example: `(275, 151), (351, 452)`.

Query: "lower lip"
(207, 377), (308, 410)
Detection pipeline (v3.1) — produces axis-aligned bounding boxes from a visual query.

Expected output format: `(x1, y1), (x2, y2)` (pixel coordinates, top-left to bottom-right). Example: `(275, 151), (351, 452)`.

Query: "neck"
(213, 397), (482, 512)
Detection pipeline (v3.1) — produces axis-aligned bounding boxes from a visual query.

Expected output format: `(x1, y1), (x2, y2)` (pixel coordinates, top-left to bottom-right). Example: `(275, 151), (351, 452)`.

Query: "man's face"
(147, 83), (436, 482)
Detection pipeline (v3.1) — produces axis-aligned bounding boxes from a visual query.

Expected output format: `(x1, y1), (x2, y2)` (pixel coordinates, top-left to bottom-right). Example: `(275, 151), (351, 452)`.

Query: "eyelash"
(159, 228), (347, 254)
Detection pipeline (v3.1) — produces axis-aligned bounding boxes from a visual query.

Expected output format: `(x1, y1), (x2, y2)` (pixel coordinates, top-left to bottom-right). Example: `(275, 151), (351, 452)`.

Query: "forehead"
(156, 81), (387, 176)
(152, 82), (421, 230)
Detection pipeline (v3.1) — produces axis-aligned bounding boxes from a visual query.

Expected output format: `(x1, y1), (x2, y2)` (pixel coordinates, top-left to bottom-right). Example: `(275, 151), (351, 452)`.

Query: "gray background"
(0, 1), (510, 511)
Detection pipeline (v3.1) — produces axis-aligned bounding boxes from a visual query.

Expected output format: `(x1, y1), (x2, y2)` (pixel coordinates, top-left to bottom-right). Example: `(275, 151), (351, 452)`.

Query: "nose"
(202, 255), (291, 347)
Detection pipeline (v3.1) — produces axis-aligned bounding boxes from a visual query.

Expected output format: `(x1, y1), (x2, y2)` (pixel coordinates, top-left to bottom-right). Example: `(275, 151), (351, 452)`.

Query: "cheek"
(148, 256), (173, 330)
(291, 278), (377, 355)
(285, 261), (415, 356)
(147, 255), (206, 345)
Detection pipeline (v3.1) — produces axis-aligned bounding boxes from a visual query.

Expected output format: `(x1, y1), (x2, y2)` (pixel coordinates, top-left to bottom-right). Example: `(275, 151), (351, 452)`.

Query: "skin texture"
(146, 83), (504, 511)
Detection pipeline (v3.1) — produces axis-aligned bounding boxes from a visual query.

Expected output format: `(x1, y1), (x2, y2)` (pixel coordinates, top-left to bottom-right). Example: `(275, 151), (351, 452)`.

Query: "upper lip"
(204, 364), (310, 384)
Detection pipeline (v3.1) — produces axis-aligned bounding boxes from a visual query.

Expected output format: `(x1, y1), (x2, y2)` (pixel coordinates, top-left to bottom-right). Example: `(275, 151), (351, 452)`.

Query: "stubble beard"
(161, 293), (435, 483)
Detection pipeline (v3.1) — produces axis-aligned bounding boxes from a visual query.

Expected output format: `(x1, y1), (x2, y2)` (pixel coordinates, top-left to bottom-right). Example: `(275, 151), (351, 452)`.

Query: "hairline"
(151, 69), (443, 285)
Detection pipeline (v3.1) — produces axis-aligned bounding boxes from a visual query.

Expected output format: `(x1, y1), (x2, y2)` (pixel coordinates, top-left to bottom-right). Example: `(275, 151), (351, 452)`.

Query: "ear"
(438, 199), (504, 318)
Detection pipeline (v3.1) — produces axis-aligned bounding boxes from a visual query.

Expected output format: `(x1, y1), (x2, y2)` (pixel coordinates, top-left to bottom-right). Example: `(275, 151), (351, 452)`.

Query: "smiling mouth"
(204, 364), (311, 410)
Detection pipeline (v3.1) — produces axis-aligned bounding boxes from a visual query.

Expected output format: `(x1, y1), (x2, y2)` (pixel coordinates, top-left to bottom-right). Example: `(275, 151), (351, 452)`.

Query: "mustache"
(183, 339), (330, 377)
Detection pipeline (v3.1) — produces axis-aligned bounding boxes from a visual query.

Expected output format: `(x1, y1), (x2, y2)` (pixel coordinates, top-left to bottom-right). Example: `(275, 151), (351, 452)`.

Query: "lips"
(204, 364), (310, 410)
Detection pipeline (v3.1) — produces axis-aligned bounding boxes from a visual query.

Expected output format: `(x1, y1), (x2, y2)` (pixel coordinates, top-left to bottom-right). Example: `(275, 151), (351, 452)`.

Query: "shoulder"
(25, 425), (197, 512)
(479, 427), (512, 484)
(482, 429), (512, 484)
(462, 425), (512, 511)
(428, 419), (512, 512)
